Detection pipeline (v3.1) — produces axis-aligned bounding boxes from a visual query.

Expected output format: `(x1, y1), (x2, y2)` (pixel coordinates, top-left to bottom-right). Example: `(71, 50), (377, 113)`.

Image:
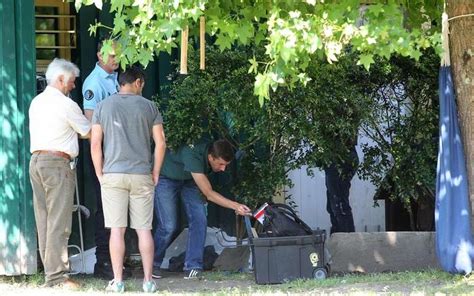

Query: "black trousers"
(324, 148), (358, 234)
(86, 152), (111, 264)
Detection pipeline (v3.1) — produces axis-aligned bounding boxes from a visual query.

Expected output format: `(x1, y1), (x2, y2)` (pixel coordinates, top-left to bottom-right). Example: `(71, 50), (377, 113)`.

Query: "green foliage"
(358, 49), (440, 227)
(76, 0), (441, 219)
(156, 45), (439, 220)
(75, 0), (442, 102)
(155, 46), (373, 207)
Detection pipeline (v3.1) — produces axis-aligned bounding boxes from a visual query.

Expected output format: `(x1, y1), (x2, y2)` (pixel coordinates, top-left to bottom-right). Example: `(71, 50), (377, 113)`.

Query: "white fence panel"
(286, 146), (385, 233)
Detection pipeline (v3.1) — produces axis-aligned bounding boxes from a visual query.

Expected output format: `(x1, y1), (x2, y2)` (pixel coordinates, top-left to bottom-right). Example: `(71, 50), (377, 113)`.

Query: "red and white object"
(253, 202), (269, 225)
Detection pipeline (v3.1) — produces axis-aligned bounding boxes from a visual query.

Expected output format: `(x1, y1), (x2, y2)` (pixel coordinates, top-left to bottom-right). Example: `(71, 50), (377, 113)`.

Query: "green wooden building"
(1, 0), (231, 275)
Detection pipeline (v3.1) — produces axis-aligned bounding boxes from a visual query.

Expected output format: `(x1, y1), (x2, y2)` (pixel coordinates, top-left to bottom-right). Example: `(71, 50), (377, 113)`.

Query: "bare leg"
(136, 229), (154, 281)
(109, 227), (126, 281)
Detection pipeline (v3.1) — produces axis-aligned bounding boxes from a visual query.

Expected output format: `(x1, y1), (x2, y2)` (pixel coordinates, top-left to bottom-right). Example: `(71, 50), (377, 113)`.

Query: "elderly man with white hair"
(29, 58), (91, 288)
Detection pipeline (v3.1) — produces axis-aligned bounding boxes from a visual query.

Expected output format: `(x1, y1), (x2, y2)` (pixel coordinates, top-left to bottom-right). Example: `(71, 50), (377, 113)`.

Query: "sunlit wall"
(0, 0), (37, 275)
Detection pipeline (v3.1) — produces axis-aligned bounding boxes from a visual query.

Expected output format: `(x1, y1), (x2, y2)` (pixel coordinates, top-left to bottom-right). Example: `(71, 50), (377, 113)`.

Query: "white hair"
(45, 58), (80, 85)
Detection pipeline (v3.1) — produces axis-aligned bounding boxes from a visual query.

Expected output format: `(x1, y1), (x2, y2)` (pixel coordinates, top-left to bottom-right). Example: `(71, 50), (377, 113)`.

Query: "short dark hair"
(118, 66), (145, 86)
(97, 34), (113, 52)
(97, 39), (106, 52)
(208, 140), (234, 162)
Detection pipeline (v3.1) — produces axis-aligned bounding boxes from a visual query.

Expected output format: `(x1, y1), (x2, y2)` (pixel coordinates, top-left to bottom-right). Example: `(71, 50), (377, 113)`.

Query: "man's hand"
(96, 172), (103, 184)
(192, 172), (252, 215)
(152, 171), (160, 186)
(235, 204), (252, 216)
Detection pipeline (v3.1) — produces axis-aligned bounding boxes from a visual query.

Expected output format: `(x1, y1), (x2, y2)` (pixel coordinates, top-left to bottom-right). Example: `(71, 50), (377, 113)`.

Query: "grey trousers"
(29, 153), (75, 285)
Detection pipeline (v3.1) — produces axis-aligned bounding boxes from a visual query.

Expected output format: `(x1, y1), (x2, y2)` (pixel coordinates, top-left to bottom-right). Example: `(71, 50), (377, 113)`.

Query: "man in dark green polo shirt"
(152, 139), (251, 279)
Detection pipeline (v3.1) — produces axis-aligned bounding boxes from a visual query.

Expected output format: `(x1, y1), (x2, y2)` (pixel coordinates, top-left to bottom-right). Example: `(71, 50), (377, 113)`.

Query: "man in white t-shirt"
(29, 58), (91, 289)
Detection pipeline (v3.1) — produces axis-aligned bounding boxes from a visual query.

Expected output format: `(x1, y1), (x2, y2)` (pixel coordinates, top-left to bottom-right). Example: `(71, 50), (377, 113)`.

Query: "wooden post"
(180, 26), (189, 74)
(200, 16), (205, 70)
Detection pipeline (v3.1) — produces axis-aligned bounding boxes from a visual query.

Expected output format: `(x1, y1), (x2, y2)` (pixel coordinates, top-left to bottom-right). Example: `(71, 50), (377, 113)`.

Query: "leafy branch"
(75, 0), (442, 104)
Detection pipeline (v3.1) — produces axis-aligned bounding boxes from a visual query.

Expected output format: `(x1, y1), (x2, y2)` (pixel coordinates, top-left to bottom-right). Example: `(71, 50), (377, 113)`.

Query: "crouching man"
(153, 140), (251, 279)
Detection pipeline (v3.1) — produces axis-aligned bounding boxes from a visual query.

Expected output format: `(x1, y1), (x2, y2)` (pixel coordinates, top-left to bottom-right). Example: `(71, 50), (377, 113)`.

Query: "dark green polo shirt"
(160, 143), (211, 180)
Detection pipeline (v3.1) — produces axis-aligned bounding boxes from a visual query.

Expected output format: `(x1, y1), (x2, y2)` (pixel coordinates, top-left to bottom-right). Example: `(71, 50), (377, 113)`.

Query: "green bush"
(154, 46), (372, 208)
(154, 46), (438, 230)
(358, 50), (439, 230)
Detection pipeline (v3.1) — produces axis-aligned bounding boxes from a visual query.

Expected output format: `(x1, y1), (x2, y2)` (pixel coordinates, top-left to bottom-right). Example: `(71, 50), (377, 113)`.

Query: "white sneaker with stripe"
(184, 269), (202, 279)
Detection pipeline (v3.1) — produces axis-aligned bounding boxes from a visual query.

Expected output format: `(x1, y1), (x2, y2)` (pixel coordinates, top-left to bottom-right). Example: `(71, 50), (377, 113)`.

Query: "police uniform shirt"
(82, 62), (119, 110)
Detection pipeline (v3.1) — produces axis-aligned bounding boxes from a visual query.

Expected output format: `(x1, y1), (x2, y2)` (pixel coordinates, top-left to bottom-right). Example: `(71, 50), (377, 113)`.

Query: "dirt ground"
(134, 270), (255, 293)
(0, 272), (253, 295)
(1, 268), (473, 295)
(0, 270), (463, 296)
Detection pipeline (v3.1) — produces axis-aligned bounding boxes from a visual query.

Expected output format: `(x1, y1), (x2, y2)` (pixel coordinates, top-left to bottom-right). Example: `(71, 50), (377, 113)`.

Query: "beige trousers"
(29, 153), (75, 285)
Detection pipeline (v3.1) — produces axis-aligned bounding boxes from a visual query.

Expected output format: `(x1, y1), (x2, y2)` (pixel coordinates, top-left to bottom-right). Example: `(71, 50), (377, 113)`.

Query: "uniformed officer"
(82, 40), (119, 121)
(82, 39), (119, 279)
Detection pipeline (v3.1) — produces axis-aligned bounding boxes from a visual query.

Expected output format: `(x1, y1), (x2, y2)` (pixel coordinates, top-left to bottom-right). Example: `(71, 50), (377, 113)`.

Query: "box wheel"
(313, 268), (327, 280)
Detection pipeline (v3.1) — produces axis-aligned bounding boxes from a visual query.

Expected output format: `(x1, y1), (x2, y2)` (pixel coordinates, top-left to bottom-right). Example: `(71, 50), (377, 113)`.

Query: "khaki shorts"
(101, 173), (154, 229)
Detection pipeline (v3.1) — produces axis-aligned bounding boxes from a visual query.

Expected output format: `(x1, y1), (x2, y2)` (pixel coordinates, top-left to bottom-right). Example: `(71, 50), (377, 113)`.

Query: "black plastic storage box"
(245, 218), (328, 284)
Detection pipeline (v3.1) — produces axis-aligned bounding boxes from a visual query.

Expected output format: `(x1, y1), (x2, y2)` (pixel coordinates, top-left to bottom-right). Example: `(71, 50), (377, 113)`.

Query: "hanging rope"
(448, 13), (474, 22)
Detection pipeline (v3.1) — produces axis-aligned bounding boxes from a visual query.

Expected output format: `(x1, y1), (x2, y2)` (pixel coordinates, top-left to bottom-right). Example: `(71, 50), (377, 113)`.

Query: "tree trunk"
(446, 1), (474, 227)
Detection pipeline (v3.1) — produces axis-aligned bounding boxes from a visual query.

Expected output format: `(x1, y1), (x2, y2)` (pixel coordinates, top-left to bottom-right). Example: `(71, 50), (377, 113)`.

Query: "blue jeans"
(153, 176), (207, 271)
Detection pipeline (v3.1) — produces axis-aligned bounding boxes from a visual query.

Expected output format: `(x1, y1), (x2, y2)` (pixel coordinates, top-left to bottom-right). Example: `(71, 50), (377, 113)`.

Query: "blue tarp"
(435, 66), (474, 274)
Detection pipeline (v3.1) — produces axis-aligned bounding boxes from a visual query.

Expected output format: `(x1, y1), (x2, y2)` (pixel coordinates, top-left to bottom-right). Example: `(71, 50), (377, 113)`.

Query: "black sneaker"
(122, 262), (133, 279)
(152, 267), (162, 279)
(184, 269), (202, 279)
(94, 262), (114, 280)
(94, 262), (132, 280)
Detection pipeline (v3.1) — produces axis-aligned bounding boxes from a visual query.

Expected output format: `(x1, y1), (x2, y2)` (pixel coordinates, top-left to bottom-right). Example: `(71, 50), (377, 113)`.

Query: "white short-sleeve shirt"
(29, 86), (91, 158)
